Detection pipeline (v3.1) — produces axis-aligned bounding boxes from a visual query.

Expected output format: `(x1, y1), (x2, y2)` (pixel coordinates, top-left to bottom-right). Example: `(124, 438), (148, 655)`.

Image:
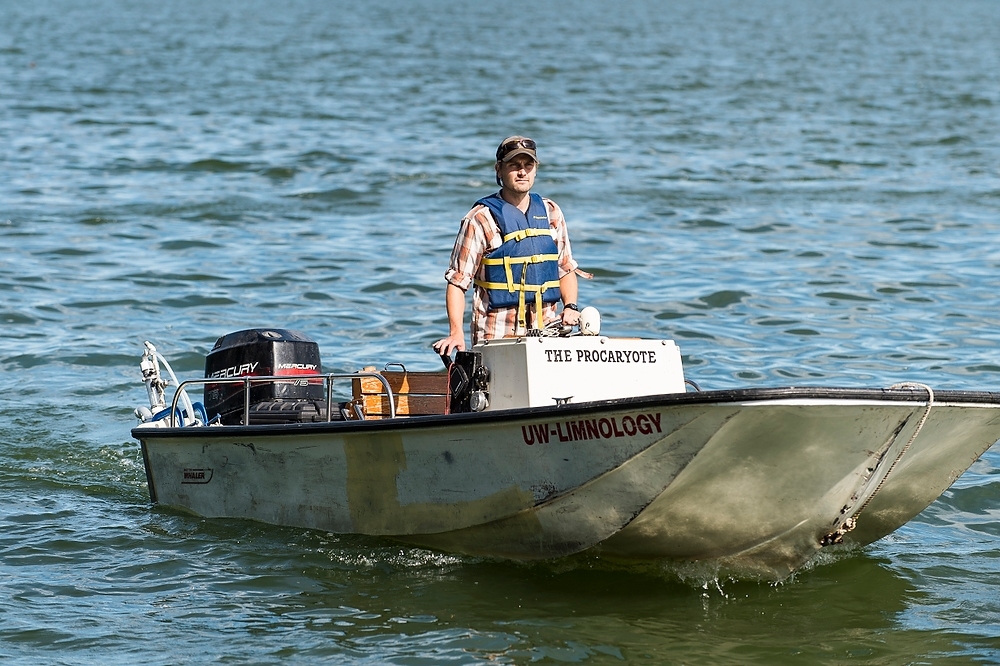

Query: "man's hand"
(561, 307), (580, 328)
(433, 334), (466, 358)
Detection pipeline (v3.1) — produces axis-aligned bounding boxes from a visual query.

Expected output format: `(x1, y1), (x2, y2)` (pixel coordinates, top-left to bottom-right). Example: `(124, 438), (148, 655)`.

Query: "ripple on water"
(183, 159), (254, 173)
(697, 290), (751, 309)
(0, 312), (38, 325)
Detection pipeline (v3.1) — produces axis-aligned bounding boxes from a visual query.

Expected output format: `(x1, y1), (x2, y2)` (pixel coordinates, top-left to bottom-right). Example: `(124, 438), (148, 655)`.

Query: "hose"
(155, 350), (196, 425)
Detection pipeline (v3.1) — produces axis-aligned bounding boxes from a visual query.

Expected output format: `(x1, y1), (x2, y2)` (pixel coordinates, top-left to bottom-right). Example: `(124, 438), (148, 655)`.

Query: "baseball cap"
(496, 136), (538, 163)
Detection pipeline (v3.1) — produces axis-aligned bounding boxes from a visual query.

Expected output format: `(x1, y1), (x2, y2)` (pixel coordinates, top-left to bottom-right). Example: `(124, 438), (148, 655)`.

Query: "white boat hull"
(135, 387), (1000, 577)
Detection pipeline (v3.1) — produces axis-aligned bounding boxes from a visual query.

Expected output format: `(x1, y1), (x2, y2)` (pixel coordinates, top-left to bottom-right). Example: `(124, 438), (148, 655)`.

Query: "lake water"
(3, 0), (1000, 662)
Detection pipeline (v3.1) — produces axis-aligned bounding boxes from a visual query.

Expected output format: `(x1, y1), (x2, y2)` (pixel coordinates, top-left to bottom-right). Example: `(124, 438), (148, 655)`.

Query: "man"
(433, 136), (583, 357)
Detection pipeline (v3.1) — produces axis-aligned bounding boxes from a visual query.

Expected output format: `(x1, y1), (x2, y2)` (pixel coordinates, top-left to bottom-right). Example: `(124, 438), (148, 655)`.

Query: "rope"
(820, 382), (934, 546)
(525, 320), (572, 337)
(857, 382), (935, 514)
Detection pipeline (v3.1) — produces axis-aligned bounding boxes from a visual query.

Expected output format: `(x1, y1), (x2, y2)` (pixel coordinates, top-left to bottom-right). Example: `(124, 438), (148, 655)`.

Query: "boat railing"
(169, 372), (396, 427)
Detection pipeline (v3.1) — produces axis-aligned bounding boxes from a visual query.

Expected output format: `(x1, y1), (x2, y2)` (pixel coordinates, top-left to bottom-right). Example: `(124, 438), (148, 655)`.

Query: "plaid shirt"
(445, 194), (578, 345)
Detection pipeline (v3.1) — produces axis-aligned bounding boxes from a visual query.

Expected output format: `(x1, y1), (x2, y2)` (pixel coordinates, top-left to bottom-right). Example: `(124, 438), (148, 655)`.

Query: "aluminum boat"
(131, 321), (1000, 578)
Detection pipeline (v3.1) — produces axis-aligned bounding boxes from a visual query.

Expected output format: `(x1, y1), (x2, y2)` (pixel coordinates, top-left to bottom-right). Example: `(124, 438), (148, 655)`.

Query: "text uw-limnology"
(521, 412), (662, 445)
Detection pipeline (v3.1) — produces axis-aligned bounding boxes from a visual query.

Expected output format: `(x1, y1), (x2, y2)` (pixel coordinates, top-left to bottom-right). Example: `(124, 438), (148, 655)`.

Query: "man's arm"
(559, 271), (580, 327)
(433, 283), (468, 356)
(546, 200), (582, 327)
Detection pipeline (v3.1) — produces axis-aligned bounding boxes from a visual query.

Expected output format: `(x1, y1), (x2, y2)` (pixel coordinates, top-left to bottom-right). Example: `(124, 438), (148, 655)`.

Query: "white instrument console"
(474, 336), (686, 411)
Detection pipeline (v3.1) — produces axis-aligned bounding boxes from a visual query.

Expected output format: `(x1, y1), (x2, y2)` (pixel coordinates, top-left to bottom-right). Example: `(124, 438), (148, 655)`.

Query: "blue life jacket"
(474, 192), (561, 330)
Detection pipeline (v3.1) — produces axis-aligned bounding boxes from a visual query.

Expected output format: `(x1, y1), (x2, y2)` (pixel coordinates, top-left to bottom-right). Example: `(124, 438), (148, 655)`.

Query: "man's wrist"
(563, 303), (579, 312)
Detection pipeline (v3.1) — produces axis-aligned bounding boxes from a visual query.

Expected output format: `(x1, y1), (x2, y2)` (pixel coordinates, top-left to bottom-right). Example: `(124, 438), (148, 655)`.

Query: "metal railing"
(168, 372), (396, 427)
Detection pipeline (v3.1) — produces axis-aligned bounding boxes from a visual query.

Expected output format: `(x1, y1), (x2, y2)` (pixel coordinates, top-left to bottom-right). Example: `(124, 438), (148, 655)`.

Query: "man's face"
(496, 156), (537, 194)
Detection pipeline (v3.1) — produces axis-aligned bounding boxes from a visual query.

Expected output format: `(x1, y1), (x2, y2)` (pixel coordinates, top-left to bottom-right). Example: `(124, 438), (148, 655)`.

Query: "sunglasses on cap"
(496, 138), (536, 162)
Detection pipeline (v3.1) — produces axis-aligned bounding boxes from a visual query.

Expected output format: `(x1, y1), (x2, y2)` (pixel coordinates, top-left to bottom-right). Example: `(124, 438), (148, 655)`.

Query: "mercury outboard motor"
(204, 328), (335, 425)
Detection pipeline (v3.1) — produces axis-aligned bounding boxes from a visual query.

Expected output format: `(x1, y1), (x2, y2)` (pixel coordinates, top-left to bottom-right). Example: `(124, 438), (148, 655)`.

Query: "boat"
(130, 316), (1000, 578)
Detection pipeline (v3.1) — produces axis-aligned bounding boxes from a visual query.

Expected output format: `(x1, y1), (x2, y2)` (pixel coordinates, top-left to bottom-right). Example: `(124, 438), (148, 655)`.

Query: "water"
(3, 0), (1000, 662)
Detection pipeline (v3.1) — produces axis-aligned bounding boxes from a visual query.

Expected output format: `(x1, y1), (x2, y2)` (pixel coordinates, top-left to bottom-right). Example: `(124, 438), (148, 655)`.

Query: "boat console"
(475, 336), (685, 410)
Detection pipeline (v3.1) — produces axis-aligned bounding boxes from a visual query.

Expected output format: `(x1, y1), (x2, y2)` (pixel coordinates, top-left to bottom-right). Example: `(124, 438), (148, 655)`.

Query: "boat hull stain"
(597, 402), (999, 576)
(343, 431), (536, 535)
(594, 413), (856, 574)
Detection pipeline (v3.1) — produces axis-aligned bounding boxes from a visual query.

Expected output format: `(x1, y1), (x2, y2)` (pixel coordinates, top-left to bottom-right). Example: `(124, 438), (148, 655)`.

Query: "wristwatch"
(563, 303), (579, 311)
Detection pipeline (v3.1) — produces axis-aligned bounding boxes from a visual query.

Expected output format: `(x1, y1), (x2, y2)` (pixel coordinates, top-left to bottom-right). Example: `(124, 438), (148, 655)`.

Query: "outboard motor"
(204, 328), (334, 425)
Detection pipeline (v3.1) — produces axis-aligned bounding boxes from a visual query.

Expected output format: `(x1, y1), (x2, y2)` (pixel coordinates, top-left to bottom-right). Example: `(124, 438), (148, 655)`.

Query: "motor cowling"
(204, 328), (326, 424)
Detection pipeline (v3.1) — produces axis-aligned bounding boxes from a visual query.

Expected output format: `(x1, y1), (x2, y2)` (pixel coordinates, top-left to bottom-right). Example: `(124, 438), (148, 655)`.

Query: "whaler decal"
(543, 349), (657, 364)
(182, 468), (213, 484)
(521, 413), (662, 445)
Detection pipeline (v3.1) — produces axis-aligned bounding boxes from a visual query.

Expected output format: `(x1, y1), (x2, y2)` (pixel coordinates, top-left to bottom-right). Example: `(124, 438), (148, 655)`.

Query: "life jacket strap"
(473, 279), (561, 293)
(482, 253), (559, 293)
(473, 278), (561, 329)
(501, 227), (553, 244)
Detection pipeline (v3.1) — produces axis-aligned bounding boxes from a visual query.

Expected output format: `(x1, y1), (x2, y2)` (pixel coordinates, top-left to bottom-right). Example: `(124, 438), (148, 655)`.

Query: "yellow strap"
(481, 253), (559, 266)
(520, 264), (530, 329)
(501, 228), (553, 244)
(473, 277), (562, 331)
(481, 253), (559, 293)
(473, 279), (561, 293)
